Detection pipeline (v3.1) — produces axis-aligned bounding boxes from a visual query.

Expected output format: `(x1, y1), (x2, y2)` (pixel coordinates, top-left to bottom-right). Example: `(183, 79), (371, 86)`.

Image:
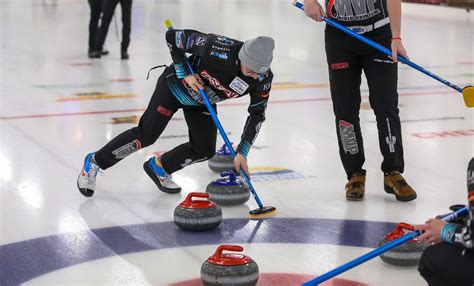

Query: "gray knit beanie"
(238, 36), (275, 73)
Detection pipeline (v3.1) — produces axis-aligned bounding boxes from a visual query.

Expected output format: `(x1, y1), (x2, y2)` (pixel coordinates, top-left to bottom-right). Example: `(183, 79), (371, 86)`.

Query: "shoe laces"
(86, 162), (100, 184)
(161, 173), (175, 185)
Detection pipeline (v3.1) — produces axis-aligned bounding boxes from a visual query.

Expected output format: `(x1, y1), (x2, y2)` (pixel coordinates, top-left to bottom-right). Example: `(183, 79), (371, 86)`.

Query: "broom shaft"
(302, 206), (469, 285)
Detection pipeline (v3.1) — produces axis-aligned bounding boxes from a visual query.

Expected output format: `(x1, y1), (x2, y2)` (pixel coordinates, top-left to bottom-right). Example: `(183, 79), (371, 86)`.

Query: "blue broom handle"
(293, 1), (463, 93)
(188, 71), (264, 208)
(302, 206), (469, 285)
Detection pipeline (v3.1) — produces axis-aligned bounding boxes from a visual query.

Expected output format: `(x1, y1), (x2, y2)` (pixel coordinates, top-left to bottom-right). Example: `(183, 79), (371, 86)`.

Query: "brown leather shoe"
(384, 171), (417, 202)
(346, 174), (366, 201)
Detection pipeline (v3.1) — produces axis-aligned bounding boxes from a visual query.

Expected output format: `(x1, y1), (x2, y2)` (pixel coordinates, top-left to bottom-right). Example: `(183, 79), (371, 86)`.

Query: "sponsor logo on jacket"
(200, 70), (240, 98)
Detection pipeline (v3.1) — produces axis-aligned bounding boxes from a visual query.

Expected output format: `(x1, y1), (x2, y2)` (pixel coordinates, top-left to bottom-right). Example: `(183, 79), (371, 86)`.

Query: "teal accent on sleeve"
(441, 223), (457, 244)
(236, 140), (252, 158)
(174, 63), (190, 79)
(168, 80), (199, 106)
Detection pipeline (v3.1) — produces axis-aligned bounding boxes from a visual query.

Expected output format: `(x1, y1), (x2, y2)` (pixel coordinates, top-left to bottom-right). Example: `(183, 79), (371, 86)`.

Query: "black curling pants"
(94, 69), (217, 174)
(325, 25), (404, 179)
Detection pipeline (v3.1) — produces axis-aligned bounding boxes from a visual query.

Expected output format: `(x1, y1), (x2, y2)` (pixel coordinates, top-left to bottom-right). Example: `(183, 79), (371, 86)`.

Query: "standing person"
(303, 0), (416, 202)
(415, 158), (474, 285)
(89, 0), (132, 60)
(87, 0), (109, 58)
(77, 29), (274, 196)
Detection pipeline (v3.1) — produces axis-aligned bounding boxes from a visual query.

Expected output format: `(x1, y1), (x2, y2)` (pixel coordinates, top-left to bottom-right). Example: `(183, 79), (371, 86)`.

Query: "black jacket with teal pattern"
(164, 29), (273, 157)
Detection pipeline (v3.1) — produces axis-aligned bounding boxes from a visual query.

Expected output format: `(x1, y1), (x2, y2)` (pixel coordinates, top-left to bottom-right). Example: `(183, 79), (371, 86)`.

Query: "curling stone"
(174, 192), (222, 231)
(201, 245), (259, 286)
(208, 144), (237, 173)
(206, 171), (250, 206)
(378, 222), (429, 266)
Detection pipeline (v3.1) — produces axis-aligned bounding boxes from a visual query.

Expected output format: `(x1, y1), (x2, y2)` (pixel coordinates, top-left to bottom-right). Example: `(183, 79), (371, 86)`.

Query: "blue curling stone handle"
(211, 171), (243, 186)
(216, 143), (234, 156)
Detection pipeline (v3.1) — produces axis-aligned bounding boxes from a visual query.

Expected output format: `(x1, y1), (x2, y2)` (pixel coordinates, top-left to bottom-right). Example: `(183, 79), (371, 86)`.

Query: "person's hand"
(414, 218), (447, 244)
(234, 153), (250, 178)
(303, 0), (325, 22)
(184, 74), (204, 92)
(389, 39), (409, 62)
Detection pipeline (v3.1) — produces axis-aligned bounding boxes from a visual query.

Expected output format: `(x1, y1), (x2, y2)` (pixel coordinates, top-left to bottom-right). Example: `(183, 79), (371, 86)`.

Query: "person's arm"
(414, 219), (472, 249)
(165, 29), (208, 91)
(463, 157), (474, 249)
(440, 158), (474, 249)
(303, 0), (325, 22)
(451, 158), (474, 249)
(415, 158), (474, 249)
(233, 73), (273, 176)
(387, 0), (409, 62)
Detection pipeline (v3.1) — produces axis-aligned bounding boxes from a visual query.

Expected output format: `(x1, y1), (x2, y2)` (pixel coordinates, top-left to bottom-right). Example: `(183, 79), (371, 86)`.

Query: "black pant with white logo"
(325, 25), (404, 179)
(94, 69), (217, 174)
